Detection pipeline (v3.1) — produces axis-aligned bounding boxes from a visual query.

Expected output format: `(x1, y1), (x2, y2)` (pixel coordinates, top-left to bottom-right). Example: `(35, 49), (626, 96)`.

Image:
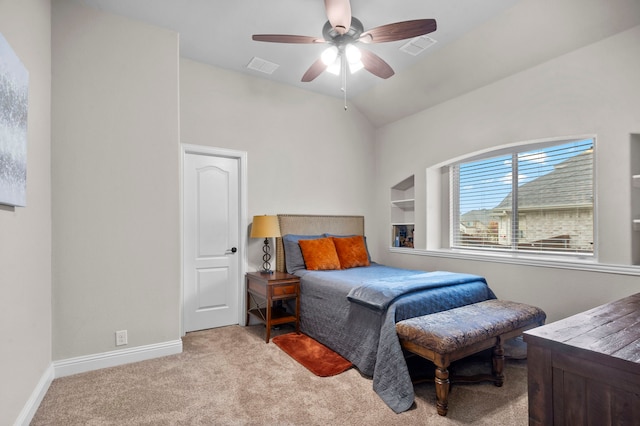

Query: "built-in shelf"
(391, 176), (415, 248)
(391, 199), (415, 210)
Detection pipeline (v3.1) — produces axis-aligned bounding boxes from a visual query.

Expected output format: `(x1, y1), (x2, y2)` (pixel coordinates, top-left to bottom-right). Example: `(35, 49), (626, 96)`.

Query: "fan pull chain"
(341, 56), (347, 111)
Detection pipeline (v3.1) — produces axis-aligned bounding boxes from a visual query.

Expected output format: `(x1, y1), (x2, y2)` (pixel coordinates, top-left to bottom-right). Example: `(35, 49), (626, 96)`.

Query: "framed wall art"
(0, 32), (29, 207)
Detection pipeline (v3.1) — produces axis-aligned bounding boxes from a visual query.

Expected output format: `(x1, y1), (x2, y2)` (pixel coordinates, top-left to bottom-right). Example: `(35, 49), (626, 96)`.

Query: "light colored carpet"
(32, 325), (529, 425)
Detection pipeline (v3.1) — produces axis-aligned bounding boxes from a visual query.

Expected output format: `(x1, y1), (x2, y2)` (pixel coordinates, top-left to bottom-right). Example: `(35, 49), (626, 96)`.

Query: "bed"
(275, 214), (496, 413)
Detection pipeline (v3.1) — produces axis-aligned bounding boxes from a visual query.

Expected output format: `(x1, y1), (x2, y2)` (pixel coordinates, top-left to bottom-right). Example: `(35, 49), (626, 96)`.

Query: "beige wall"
(51, 1), (181, 360)
(179, 58), (377, 270)
(374, 25), (640, 322)
(5, 0), (639, 422)
(0, 0), (52, 424)
(49, 0), (376, 362)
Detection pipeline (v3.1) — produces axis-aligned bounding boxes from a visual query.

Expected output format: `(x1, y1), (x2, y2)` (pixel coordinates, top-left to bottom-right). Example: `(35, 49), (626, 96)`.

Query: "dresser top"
(525, 292), (640, 366)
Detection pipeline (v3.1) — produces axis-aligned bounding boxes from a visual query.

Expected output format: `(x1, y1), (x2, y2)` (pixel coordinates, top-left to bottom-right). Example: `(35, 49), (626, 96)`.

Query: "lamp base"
(261, 238), (273, 274)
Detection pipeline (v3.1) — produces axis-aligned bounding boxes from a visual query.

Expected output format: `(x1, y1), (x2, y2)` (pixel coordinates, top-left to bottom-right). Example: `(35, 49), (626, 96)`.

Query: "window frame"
(447, 136), (597, 260)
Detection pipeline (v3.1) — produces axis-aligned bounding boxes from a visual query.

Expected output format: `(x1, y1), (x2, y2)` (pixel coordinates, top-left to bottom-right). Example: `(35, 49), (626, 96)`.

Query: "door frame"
(180, 143), (248, 336)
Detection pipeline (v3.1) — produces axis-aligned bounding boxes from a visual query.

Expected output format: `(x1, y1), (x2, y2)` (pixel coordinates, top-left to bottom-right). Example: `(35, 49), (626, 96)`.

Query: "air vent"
(247, 57), (279, 74)
(400, 35), (437, 56)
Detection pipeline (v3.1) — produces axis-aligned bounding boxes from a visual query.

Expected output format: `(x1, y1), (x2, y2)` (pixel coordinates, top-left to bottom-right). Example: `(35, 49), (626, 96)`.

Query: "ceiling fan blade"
(359, 19), (437, 43)
(324, 0), (351, 35)
(252, 34), (324, 44)
(301, 58), (328, 82)
(360, 49), (395, 79)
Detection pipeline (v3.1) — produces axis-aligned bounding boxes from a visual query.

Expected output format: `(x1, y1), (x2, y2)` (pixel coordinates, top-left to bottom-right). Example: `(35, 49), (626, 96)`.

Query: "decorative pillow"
(325, 234), (372, 262)
(298, 238), (341, 271)
(331, 235), (370, 269)
(282, 234), (324, 273)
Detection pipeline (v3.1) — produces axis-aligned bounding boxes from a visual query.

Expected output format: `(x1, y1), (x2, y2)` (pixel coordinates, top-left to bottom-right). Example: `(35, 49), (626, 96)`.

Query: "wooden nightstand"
(246, 271), (300, 343)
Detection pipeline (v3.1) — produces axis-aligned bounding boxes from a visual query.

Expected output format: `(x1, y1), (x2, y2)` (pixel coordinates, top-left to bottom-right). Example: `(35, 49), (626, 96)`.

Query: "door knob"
(226, 247), (237, 254)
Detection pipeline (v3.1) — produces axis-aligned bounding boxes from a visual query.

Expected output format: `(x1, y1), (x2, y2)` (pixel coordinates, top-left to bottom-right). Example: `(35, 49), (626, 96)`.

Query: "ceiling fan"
(252, 0), (437, 83)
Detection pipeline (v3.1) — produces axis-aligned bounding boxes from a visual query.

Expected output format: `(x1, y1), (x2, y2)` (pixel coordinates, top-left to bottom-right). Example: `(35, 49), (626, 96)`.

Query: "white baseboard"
(14, 364), (54, 426)
(14, 340), (182, 425)
(53, 339), (183, 378)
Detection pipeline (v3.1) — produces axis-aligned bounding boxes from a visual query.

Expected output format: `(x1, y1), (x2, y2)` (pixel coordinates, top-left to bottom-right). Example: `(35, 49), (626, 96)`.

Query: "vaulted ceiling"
(81, 0), (640, 126)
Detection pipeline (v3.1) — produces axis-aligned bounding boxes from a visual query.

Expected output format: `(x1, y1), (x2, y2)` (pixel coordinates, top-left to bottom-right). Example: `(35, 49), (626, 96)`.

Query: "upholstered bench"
(396, 299), (546, 416)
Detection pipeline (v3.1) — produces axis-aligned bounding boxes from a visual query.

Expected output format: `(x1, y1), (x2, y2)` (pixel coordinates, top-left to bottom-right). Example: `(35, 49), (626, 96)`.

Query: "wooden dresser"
(523, 293), (640, 425)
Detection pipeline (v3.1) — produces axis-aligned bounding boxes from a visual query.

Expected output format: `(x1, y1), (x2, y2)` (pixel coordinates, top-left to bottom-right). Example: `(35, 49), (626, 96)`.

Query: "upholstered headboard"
(276, 214), (365, 273)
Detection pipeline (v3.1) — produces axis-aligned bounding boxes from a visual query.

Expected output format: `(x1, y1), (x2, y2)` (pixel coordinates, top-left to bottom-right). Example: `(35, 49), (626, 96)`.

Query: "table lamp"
(250, 215), (281, 273)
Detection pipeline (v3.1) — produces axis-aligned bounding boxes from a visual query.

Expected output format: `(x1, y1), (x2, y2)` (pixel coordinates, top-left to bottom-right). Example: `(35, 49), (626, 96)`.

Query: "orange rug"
(272, 333), (353, 377)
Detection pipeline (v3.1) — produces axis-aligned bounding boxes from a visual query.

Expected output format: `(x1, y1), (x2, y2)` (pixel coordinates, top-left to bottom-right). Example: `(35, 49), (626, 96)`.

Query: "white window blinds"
(451, 138), (594, 255)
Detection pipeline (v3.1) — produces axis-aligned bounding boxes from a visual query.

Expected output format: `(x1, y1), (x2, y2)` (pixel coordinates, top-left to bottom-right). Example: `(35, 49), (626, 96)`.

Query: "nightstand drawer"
(273, 284), (297, 296)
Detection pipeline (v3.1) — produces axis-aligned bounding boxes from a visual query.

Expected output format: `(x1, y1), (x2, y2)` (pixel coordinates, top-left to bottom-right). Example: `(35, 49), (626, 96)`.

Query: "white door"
(183, 152), (240, 332)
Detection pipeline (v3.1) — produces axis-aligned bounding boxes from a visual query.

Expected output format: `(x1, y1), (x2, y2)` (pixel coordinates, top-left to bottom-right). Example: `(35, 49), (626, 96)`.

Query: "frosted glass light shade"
(327, 57), (341, 75)
(345, 44), (361, 62)
(321, 46), (339, 65)
(345, 44), (363, 73)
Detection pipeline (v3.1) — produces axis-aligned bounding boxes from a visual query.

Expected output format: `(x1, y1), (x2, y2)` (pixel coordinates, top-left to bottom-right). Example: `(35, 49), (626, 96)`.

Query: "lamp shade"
(250, 215), (281, 238)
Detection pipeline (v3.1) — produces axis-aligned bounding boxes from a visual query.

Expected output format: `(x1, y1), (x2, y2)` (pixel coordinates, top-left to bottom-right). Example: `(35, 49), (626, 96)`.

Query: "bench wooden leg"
(434, 366), (450, 416)
(492, 338), (505, 387)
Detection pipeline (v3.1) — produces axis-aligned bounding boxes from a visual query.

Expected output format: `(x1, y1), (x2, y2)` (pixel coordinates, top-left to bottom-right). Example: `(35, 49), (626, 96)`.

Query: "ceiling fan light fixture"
(345, 44), (361, 62)
(345, 44), (363, 74)
(252, 1), (438, 86)
(321, 46), (339, 65)
(326, 57), (341, 75)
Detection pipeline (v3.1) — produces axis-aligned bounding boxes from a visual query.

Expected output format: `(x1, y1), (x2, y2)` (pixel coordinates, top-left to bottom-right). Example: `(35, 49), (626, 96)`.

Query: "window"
(450, 138), (594, 256)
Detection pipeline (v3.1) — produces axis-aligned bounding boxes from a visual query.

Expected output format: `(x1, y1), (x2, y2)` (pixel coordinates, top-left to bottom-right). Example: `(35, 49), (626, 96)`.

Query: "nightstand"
(246, 271), (300, 343)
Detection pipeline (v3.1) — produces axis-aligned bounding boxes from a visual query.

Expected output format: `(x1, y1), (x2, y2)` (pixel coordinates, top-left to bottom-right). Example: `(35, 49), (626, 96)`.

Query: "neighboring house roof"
(460, 209), (494, 225)
(495, 149), (593, 211)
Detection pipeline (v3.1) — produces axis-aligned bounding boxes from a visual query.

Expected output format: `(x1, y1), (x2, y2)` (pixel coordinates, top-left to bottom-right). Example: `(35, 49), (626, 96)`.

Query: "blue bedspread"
(347, 271), (488, 311)
(295, 264), (495, 413)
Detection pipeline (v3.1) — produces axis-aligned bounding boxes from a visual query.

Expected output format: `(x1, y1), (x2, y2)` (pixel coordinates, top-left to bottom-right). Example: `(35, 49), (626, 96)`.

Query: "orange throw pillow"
(298, 238), (341, 270)
(332, 235), (370, 269)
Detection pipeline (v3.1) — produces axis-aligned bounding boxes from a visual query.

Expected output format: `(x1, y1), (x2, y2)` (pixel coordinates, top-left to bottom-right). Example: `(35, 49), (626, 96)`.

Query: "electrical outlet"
(115, 330), (128, 346)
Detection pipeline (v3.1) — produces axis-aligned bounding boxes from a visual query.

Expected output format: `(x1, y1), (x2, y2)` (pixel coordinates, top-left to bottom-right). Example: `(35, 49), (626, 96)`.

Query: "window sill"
(388, 247), (640, 277)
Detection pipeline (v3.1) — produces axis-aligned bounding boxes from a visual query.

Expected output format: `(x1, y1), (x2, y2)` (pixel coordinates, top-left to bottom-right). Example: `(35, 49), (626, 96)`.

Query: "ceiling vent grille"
(400, 35), (437, 56)
(247, 57), (279, 74)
